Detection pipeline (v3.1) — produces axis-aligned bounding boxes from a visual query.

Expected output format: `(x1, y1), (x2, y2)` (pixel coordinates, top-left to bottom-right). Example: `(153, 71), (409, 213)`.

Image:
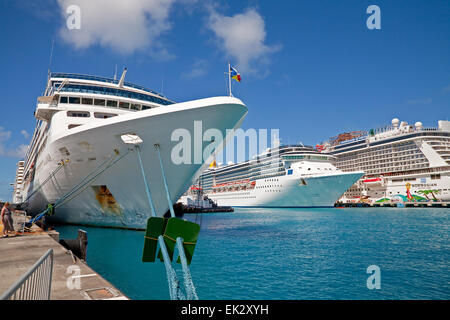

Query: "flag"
(230, 66), (241, 82)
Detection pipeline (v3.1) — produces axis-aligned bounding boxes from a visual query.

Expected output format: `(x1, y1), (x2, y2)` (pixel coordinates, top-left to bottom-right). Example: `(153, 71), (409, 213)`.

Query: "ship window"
(82, 98), (93, 105)
(94, 112), (118, 119)
(94, 99), (106, 106)
(69, 97), (81, 104)
(60, 96), (68, 103)
(130, 103), (141, 111)
(142, 105), (152, 110)
(119, 101), (130, 109)
(107, 100), (118, 107)
(67, 111), (90, 118)
(431, 174), (441, 180)
(68, 124), (81, 129)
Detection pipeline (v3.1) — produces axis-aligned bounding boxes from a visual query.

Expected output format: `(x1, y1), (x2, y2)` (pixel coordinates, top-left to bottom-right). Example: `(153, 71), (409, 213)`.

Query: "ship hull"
(206, 172), (363, 208)
(26, 97), (247, 228)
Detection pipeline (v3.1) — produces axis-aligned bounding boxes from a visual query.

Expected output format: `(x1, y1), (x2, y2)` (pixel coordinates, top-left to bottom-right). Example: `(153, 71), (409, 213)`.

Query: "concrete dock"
(0, 212), (128, 300)
(335, 201), (449, 208)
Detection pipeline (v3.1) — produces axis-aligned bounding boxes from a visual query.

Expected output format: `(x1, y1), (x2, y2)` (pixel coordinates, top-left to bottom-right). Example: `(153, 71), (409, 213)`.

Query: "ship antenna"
(48, 38), (55, 76)
(114, 64), (118, 80)
(44, 38), (55, 96)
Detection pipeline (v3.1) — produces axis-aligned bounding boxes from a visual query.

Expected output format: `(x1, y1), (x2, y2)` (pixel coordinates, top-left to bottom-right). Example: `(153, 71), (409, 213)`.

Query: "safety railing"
(0, 249), (53, 300)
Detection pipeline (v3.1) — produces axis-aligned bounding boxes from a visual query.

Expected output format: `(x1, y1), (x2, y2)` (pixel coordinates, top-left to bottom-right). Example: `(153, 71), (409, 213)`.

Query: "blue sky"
(0, 0), (449, 200)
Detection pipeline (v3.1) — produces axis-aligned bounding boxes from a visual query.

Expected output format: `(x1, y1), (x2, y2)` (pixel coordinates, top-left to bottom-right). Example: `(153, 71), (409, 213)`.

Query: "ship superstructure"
(12, 160), (25, 204)
(184, 145), (363, 207)
(13, 70), (247, 228)
(321, 118), (450, 203)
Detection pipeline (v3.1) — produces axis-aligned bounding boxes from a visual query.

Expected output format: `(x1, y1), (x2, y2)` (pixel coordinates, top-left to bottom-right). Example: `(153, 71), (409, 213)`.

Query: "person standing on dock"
(1, 202), (15, 238)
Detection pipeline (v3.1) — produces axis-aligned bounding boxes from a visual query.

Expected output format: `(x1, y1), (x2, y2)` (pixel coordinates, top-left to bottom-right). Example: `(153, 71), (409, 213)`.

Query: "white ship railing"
(0, 249), (53, 300)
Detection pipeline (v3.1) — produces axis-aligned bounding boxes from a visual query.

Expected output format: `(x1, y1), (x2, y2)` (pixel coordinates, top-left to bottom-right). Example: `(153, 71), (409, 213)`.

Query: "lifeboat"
(362, 177), (384, 186)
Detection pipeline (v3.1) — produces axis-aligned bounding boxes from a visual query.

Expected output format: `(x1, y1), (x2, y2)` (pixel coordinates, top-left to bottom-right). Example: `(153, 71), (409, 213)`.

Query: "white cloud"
(208, 8), (280, 74)
(181, 59), (209, 79)
(57, 0), (177, 56)
(20, 130), (29, 139)
(0, 127), (28, 159)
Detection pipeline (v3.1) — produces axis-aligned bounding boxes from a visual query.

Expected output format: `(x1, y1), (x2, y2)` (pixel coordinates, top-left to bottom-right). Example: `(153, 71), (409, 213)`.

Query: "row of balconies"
(340, 149), (422, 161)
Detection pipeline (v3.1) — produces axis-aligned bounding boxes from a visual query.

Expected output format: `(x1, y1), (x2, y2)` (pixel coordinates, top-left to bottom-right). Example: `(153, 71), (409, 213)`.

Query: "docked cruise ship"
(186, 145), (363, 207)
(12, 70), (247, 228)
(320, 118), (450, 203)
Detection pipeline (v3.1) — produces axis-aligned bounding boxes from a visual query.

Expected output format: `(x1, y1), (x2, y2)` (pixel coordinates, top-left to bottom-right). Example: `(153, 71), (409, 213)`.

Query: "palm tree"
(430, 189), (441, 201)
(418, 189), (441, 201)
(417, 190), (431, 201)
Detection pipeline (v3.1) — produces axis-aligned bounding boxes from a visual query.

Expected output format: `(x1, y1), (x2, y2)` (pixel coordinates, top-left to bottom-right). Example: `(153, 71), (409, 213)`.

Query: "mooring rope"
(136, 145), (187, 300)
(154, 144), (199, 300)
(24, 160), (65, 202)
(55, 150), (132, 208)
(28, 149), (132, 225)
(176, 237), (198, 300)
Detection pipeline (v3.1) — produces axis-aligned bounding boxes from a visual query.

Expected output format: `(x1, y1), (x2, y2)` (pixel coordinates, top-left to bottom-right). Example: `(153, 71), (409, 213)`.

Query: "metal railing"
(0, 249), (53, 300)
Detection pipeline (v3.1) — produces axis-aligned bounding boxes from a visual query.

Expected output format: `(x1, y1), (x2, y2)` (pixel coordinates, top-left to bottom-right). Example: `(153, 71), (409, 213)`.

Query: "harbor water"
(56, 207), (449, 300)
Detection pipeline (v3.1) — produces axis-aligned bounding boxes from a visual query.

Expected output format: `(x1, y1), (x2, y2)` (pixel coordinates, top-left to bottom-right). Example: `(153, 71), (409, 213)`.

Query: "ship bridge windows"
(107, 100), (118, 108)
(60, 95), (149, 111)
(130, 103), (141, 111)
(67, 111), (90, 118)
(69, 97), (81, 104)
(94, 99), (106, 106)
(119, 101), (130, 109)
(82, 98), (93, 105)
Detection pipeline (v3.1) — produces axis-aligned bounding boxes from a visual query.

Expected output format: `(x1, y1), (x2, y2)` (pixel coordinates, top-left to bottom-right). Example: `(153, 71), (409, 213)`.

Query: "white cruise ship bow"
(14, 72), (248, 228)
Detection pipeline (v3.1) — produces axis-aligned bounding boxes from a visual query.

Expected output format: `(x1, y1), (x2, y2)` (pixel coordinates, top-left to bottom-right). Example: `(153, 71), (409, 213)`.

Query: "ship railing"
(0, 249), (53, 300)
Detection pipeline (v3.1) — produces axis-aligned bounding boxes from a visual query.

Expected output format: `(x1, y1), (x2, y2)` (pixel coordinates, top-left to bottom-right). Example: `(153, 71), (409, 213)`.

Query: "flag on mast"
(230, 65), (241, 82)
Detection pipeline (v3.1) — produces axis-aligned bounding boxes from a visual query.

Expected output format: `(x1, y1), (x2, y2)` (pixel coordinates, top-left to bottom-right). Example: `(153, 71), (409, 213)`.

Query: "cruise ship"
(12, 70), (247, 228)
(319, 118), (450, 203)
(186, 145), (363, 207)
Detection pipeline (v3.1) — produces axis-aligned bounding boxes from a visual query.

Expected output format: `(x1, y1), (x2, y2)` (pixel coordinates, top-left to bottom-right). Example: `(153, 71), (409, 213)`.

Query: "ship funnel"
(118, 67), (128, 87)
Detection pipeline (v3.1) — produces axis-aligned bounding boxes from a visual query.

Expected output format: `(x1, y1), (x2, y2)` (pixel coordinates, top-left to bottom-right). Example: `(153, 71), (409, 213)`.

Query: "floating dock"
(0, 212), (127, 300)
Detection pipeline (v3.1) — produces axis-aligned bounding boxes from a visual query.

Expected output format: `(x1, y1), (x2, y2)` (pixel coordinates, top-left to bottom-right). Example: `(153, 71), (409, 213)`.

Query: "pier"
(0, 212), (127, 300)
(335, 201), (449, 208)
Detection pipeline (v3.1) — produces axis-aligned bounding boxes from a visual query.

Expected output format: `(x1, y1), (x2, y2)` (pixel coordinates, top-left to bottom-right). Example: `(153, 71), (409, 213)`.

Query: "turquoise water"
(56, 207), (449, 300)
